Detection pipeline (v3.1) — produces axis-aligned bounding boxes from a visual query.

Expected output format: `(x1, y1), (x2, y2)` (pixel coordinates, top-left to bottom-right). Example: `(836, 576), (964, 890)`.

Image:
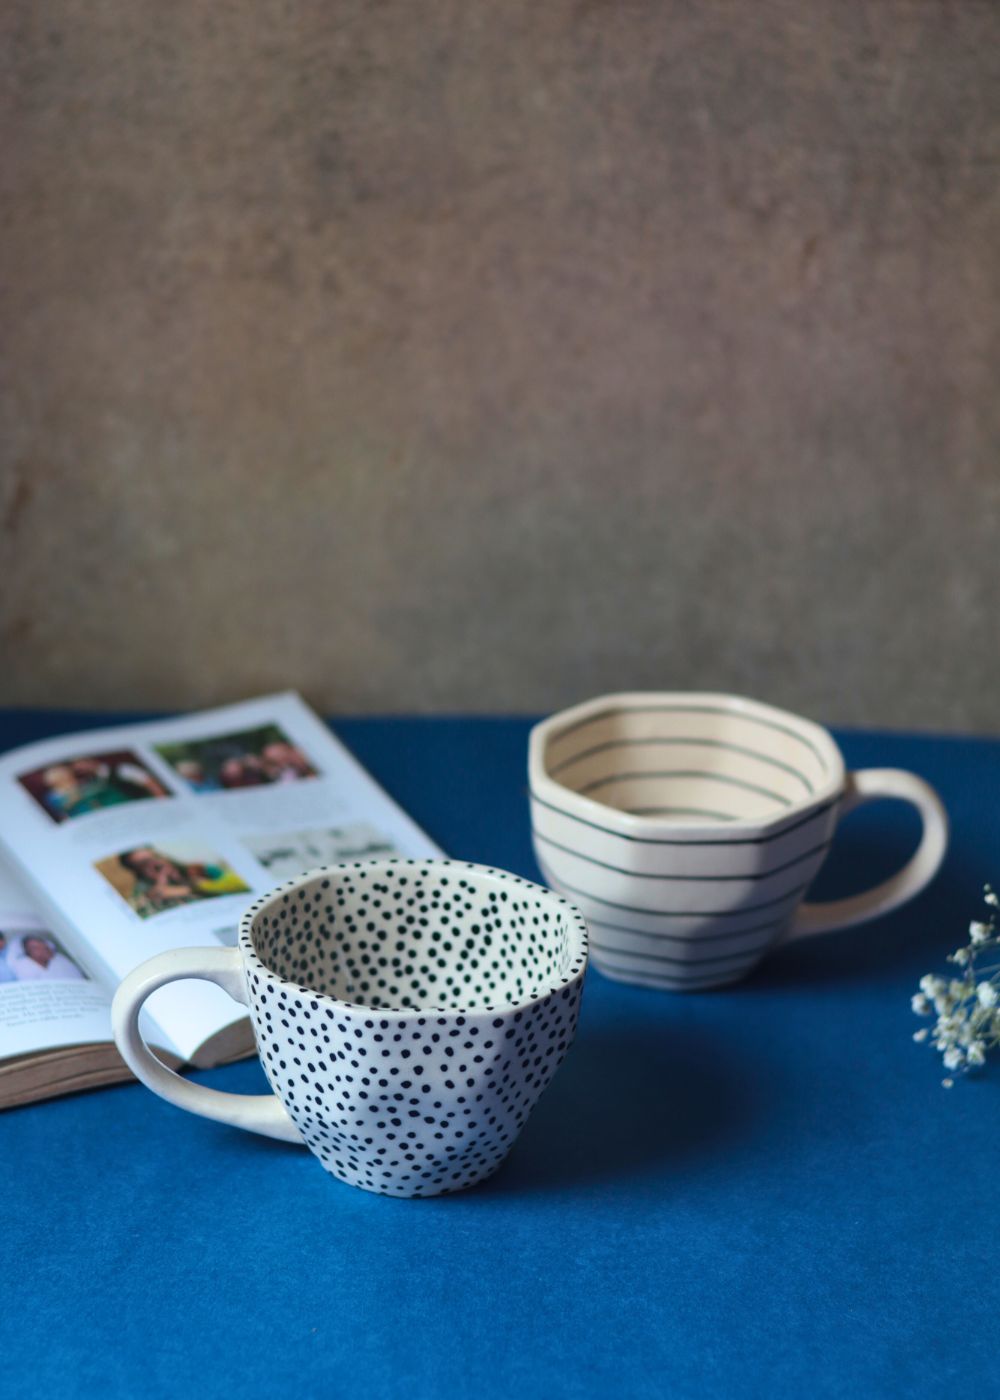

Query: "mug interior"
(244, 861), (586, 1012)
(542, 697), (834, 824)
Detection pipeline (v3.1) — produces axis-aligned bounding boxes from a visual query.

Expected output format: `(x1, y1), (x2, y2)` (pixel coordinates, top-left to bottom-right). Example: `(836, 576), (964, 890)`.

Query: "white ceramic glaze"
(113, 859), (588, 1196)
(528, 692), (948, 990)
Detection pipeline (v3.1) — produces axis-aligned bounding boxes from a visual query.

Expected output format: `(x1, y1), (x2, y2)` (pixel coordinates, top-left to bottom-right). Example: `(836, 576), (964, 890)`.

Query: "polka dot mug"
(112, 860), (589, 1197)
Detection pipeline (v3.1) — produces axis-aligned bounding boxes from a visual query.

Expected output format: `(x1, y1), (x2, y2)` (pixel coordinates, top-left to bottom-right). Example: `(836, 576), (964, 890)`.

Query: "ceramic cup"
(112, 860), (588, 1197)
(528, 692), (948, 991)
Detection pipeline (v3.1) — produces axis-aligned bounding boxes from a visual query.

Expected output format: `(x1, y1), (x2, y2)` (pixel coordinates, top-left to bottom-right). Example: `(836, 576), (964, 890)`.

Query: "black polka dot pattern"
(239, 860), (589, 1197)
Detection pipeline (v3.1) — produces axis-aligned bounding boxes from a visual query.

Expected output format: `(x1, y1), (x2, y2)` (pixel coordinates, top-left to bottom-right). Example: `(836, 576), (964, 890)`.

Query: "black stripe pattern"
(531, 697), (843, 989)
(547, 702), (831, 773)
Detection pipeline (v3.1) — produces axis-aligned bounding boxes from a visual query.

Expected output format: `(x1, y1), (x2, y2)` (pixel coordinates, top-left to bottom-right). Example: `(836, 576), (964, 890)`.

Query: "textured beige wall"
(2, 1), (998, 727)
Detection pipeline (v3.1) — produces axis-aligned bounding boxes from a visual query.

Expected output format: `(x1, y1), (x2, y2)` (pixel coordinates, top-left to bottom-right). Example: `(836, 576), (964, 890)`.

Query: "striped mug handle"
(787, 769), (948, 941)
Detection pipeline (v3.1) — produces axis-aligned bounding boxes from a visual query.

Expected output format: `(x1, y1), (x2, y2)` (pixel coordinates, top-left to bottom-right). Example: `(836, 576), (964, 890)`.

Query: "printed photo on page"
(0, 854), (112, 1066)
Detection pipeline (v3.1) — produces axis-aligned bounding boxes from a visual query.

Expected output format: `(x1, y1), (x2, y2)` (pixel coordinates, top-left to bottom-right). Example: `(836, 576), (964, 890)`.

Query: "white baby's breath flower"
(942, 1077), (955, 1088)
(914, 885), (1000, 1083)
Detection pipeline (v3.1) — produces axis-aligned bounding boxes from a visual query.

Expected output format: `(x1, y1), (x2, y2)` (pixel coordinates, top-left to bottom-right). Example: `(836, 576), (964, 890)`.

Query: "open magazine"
(0, 693), (442, 1108)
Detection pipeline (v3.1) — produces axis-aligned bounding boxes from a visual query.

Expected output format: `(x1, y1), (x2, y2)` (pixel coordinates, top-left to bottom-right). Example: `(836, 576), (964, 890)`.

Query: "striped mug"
(528, 692), (948, 991)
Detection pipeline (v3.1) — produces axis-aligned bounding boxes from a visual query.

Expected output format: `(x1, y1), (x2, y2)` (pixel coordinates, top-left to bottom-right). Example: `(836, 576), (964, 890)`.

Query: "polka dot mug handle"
(786, 769), (949, 941)
(111, 947), (303, 1143)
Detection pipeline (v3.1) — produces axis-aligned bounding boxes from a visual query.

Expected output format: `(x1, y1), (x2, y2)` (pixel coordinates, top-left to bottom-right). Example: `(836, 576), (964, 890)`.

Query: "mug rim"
(529, 691), (846, 841)
(238, 857), (589, 1018)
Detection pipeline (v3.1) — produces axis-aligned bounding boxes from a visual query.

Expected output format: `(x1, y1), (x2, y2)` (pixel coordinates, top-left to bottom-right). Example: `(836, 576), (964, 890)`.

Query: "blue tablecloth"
(3, 710), (998, 1399)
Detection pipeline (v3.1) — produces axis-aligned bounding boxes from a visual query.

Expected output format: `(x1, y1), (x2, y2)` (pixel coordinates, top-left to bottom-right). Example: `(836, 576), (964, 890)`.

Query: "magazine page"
(0, 854), (113, 1061)
(0, 693), (443, 1063)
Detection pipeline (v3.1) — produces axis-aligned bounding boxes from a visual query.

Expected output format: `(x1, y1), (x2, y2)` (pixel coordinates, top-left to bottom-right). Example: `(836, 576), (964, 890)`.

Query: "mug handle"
(111, 946), (302, 1143)
(785, 769), (948, 942)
